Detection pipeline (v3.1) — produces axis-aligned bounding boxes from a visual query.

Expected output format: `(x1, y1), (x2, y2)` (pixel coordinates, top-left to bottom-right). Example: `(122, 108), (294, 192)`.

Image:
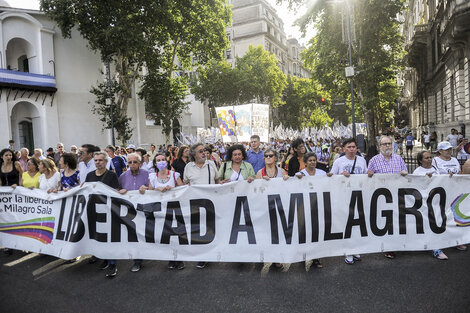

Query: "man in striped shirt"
(367, 135), (408, 259)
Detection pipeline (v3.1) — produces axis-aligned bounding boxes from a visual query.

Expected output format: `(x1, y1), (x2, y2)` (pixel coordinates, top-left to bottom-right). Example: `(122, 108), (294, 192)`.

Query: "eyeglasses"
(264, 154), (275, 158)
(197, 149), (205, 154)
(380, 142), (392, 146)
(128, 161), (139, 164)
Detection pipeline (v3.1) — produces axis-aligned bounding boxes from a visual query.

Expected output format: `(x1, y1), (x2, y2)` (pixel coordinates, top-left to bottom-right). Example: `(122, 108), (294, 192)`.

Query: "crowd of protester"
(1, 133), (470, 278)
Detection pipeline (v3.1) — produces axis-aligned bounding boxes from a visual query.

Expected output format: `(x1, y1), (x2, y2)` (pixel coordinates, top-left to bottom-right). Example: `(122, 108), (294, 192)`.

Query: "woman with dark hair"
(287, 138), (306, 176)
(295, 152), (327, 177)
(171, 145), (189, 178)
(144, 152), (184, 270)
(0, 148), (23, 187)
(219, 144), (255, 182)
(38, 158), (60, 193)
(147, 153), (183, 192)
(22, 157), (41, 189)
(204, 144), (222, 169)
(58, 152), (80, 191)
(281, 146), (295, 171)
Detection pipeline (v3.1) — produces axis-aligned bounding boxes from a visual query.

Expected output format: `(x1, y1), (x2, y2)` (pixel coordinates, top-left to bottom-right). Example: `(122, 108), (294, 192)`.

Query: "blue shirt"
(247, 149), (265, 173)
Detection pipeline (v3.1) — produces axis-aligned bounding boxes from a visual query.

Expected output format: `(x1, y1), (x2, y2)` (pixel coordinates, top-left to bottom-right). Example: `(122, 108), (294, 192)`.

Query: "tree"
(192, 45), (287, 110)
(41, 0), (231, 144)
(234, 46), (287, 106)
(140, 0), (232, 143)
(283, 0), (404, 141)
(278, 76), (332, 128)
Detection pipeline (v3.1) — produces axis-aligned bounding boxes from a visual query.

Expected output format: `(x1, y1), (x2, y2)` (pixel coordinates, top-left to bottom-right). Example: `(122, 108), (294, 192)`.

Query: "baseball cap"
(436, 141), (452, 152)
(126, 144), (136, 150)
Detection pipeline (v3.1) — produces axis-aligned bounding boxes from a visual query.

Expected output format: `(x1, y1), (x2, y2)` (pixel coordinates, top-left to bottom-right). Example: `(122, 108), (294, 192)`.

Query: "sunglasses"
(197, 149), (205, 154)
(128, 160), (140, 164)
(264, 154), (275, 158)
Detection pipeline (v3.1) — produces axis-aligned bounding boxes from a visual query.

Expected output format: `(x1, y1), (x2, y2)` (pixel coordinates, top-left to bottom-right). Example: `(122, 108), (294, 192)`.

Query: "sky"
(9, 0), (315, 45)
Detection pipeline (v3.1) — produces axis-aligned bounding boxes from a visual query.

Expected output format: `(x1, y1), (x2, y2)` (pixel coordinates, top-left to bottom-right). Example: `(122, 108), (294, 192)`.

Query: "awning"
(0, 69), (57, 92)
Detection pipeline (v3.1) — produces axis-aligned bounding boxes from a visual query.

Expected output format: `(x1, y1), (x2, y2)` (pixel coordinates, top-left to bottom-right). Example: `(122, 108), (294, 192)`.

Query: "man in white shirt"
(423, 131), (430, 150)
(183, 143), (220, 269)
(328, 138), (367, 265)
(446, 129), (459, 151)
(78, 144), (99, 183)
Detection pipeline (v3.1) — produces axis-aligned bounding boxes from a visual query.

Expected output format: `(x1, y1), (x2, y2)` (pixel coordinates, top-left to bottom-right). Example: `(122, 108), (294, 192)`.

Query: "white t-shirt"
(149, 170), (180, 188)
(423, 134), (430, 143)
(412, 166), (438, 175)
(432, 157), (460, 174)
(457, 148), (469, 161)
(298, 168), (327, 176)
(447, 134), (459, 148)
(38, 172), (61, 191)
(230, 169), (245, 182)
(330, 155), (367, 175)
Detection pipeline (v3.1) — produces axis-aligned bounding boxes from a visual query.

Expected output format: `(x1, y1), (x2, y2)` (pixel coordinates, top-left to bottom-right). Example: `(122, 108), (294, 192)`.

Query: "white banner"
(1, 175), (470, 262)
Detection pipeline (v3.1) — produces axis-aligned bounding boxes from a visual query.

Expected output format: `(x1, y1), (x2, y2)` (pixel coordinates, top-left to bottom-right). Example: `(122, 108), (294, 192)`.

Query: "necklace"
(157, 171), (170, 183)
(265, 166), (278, 178)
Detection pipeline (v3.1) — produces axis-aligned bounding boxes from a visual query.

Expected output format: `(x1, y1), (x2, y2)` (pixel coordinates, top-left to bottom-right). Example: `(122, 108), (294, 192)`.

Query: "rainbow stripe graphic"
(450, 193), (470, 227)
(0, 217), (55, 244)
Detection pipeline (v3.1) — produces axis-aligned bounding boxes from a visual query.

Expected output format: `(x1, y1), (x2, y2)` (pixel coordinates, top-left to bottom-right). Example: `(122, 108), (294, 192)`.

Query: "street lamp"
(106, 55), (115, 147)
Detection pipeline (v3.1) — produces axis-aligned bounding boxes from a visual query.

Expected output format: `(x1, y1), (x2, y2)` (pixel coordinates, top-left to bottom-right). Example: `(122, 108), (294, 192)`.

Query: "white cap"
(436, 141), (452, 151)
(126, 144), (136, 150)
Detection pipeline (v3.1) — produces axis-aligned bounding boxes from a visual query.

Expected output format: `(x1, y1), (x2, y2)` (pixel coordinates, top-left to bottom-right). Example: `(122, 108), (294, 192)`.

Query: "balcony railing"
(0, 69), (56, 92)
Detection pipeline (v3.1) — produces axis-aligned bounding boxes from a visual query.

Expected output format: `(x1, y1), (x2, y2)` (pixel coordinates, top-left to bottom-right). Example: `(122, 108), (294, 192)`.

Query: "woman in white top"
(413, 150), (448, 260)
(296, 152), (327, 178)
(294, 152), (325, 270)
(38, 158), (60, 193)
(148, 153), (183, 192)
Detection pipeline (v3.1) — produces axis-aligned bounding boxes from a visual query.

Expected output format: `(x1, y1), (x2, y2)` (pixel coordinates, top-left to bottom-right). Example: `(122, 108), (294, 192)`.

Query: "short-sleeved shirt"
(118, 168), (149, 191)
(183, 160), (220, 185)
(432, 157), (460, 174)
(150, 170), (180, 188)
(413, 166), (438, 175)
(85, 170), (120, 189)
(108, 156), (127, 177)
(367, 153), (407, 174)
(405, 135), (414, 146)
(61, 170), (80, 189)
(39, 172), (61, 191)
(330, 155), (368, 175)
(298, 168), (327, 176)
(246, 149), (265, 174)
(22, 171), (40, 188)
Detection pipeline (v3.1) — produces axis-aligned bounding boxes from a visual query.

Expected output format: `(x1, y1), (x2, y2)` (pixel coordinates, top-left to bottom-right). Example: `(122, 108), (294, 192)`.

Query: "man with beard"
(183, 142), (221, 269)
(367, 135), (407, 259)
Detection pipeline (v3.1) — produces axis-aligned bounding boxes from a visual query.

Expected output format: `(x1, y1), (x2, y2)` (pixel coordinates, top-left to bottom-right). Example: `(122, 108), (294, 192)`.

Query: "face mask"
(156, 161), (167, 171)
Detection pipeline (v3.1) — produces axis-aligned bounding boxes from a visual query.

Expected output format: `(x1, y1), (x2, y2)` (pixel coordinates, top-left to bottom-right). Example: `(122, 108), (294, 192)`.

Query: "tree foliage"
(139, 0), (231, 143)
(41, 0), (231, 144)
(283, 0), (404, 140)
(192, 45), (287, 109)
(277, 76), (332, 128)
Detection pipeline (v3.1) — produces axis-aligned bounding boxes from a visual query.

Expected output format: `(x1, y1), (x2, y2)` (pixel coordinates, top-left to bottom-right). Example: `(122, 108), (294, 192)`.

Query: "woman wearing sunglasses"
(256, 148), (288, 180)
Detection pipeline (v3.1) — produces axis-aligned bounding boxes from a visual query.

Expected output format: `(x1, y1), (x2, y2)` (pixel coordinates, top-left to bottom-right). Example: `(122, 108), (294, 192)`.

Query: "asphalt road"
(1, 248), (470, 313)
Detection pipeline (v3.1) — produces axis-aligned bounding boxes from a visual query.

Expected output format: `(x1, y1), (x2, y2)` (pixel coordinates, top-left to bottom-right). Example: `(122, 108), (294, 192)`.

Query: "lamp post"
(344, 0), (356, 138)
(328, 0), (357, 138)
(106, 55), (115, 147)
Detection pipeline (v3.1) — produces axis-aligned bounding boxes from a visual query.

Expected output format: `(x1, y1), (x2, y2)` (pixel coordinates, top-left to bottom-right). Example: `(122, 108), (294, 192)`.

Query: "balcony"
(407, 24), (428, 68)
(441, 0), (470, 47)
(0, 69), (56, 93)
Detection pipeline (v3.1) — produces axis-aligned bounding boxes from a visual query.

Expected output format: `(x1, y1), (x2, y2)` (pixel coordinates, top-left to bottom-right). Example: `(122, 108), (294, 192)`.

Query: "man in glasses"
(183, 143), (221, 269)
(367, 135), (407, 260)
(78, 144), (99, 183)
(117, 152), (149, 273)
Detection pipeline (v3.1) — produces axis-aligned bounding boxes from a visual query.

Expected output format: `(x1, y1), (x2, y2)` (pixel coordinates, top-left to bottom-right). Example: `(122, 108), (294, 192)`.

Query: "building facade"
(0, 5), (201, 151)
(402, 0), (470, 141)
(227, 0), (310, 78)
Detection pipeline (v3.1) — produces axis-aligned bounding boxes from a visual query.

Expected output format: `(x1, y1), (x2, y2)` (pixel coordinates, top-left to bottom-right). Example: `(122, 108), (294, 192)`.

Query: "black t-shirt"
(85, 170), (120, 189)
(171, 158), (187, 178)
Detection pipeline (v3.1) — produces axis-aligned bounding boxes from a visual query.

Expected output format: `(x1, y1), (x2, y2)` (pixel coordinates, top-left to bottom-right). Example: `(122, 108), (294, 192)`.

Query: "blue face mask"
(156, 161), (167, 171)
